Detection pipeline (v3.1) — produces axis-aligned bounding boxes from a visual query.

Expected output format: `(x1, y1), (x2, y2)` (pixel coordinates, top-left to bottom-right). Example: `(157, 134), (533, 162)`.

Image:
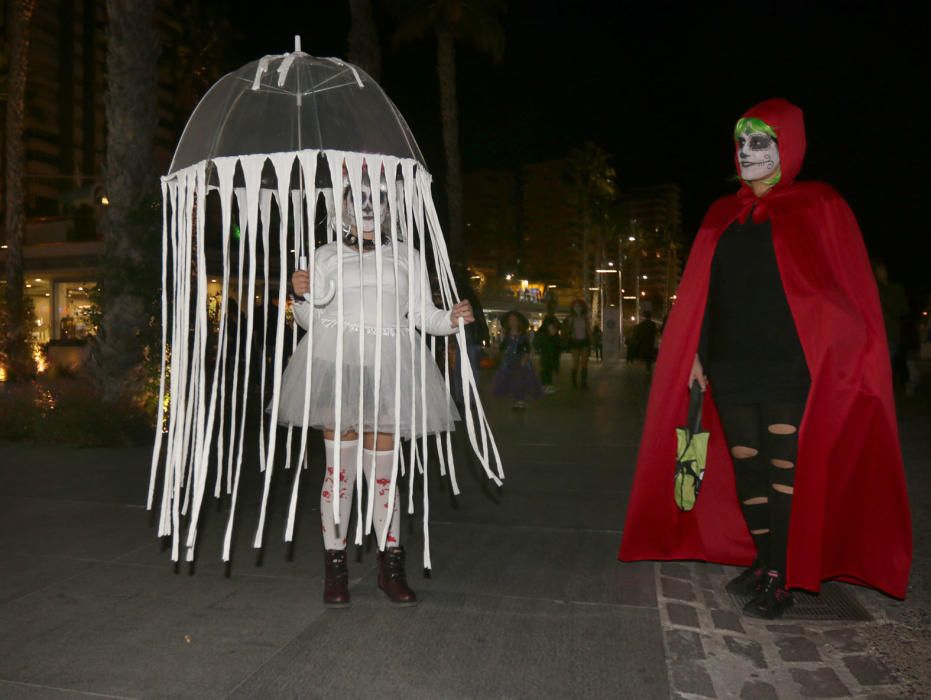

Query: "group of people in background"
(489, 298), (662, 409)
(490, 299), (589, 408)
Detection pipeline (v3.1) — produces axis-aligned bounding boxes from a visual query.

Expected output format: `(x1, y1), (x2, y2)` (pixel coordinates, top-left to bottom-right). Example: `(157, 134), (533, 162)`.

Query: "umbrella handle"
(688, 381), (704, 434)
(297, 255), (336, 306)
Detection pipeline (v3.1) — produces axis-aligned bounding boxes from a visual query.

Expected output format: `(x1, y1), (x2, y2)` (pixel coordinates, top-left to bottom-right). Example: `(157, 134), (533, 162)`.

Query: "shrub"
(0, 376), (155, 447)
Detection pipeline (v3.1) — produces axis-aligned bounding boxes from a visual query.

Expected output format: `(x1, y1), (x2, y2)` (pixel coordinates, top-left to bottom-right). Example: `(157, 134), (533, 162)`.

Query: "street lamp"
(595, 266), (622, 328)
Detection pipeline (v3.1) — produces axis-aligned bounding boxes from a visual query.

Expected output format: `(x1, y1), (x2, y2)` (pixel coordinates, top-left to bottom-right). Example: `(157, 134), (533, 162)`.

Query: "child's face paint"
(342, 169), (390, 235)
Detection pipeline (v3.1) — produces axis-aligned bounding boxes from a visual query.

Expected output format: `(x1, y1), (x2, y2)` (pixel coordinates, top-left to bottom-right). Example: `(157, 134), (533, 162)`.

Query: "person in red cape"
(618, 98), (912, 619)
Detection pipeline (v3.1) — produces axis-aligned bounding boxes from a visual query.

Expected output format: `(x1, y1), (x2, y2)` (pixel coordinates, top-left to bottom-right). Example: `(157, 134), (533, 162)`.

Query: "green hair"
(734, 117), (781, 186)
(734, 117), (777, 141)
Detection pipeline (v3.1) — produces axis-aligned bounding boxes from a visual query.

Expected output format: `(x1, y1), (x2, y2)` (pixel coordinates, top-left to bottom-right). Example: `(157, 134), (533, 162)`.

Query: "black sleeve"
(698, 303), (710, 366)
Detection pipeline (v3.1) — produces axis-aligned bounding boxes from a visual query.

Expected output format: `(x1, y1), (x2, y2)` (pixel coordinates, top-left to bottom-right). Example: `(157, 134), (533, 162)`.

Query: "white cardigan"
(292, 241), (456, 337)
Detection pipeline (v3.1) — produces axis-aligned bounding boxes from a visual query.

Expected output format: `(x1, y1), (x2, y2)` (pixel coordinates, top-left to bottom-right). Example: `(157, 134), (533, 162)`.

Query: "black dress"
(698, 213), (810, 405)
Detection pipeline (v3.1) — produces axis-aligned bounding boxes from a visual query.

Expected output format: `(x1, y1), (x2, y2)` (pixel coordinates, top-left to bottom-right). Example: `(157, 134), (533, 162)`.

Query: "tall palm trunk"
(347, 0), (381, 81)
(3, 0), (36, 381)
(436, 22), (464, 263)
(89, 0), (159, 401)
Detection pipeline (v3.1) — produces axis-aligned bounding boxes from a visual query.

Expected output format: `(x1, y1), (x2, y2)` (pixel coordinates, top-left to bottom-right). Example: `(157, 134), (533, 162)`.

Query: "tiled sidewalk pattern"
(657, 561), (908, 699)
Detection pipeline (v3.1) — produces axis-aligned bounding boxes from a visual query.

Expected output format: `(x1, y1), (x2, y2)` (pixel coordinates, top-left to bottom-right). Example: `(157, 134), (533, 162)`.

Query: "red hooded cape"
(618, 99), (912, 598)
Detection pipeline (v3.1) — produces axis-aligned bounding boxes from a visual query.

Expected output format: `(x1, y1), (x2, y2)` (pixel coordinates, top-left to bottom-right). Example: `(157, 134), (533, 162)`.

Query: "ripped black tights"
(716, 400), (805, 574)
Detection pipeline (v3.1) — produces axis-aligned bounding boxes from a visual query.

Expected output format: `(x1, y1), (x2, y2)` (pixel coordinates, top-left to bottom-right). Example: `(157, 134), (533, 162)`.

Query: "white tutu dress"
(274, 240), (460, 439)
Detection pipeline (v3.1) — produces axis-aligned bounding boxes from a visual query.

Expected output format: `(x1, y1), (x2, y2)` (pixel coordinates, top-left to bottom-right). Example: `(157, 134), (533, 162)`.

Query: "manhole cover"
(729, 582), (872, 622)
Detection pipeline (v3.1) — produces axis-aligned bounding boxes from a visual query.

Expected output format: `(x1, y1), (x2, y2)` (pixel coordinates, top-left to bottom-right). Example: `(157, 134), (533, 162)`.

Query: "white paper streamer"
(149, 149), (503, 568)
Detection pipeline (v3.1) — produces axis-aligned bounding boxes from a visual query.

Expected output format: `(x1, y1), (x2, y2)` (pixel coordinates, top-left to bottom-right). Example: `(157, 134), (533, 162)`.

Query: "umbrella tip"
(295, 35), (302, 53)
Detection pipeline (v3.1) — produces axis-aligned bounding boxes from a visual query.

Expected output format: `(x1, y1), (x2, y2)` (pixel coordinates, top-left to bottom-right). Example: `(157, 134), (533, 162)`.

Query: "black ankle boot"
(323, 549), (350, 608)
(725, 558), (767, 596)
(743, 570), (793, 620)
(377, 546), (417, 606)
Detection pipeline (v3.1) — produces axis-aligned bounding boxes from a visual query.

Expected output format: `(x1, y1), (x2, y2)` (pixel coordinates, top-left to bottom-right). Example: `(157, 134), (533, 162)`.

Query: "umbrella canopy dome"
(168, 52), (425, 175)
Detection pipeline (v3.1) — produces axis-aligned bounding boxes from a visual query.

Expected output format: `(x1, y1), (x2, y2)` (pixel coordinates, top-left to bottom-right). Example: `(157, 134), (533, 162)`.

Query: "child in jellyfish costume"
(277, 163), (475, 607)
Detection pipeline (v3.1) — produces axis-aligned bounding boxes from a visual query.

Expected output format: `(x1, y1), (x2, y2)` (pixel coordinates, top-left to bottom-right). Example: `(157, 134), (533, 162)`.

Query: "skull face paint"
(735, 117), (781, 183)
(342, 167), (390, 237)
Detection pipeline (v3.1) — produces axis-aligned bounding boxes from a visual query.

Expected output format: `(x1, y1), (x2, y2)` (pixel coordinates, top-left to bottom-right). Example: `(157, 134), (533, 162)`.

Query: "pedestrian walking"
(534, 311), (562, 394)
(591, 325), (604, 361)
(563, 299), (591, 389)
(620, 99), (911, 619)
(493, 310), (543, 409)
(629, 311), (659, 371)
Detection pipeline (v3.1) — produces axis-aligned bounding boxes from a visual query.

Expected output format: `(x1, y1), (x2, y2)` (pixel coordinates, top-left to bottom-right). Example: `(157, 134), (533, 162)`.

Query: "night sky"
(221, 0), (929, 301)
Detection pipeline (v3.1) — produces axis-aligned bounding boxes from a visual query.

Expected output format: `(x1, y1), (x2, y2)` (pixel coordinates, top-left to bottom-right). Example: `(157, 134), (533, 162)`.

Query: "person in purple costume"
(492, 310), (544, 409)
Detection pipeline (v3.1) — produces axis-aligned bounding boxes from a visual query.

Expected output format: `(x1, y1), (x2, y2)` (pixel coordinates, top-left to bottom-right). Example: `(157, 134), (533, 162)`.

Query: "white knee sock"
(321, 439), (359, 551)
(363, 448), (400, 549)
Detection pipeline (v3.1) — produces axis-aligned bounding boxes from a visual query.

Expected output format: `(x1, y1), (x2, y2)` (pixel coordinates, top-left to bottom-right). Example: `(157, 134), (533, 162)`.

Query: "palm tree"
(2, 0), (36, 382)
(347, 0), (382, 81)
(391, 0), (506, 263)
(87, 0), (160, 401)
(163, 0), (239, 128)
(566, 142), (617, 297)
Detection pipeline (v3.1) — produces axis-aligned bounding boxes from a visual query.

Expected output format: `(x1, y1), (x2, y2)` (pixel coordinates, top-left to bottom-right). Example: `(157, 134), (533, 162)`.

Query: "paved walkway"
(0, 360), (928, 699)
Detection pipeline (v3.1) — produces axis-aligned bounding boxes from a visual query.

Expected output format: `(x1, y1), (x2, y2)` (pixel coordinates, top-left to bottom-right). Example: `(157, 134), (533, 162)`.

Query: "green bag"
(674, 382), (710, 511)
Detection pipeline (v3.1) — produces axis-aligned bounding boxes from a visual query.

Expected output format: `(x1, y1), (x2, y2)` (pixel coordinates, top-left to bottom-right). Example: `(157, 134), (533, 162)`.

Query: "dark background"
(221, 0), (929, 301)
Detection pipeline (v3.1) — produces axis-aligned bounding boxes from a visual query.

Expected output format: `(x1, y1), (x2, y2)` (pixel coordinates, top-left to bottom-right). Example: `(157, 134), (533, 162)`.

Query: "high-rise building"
(520, 159), (581, 292)
(618, 184), (682, 245)
(0, 0), (183, 345)
(615, 184), (683, 325)
(462, 168), (520, 277)
(463, 158), (584, 308)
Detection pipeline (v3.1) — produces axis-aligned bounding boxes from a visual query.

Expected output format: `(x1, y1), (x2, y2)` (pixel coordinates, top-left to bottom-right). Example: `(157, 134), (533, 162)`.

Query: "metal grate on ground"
(729, 582), (873, 622)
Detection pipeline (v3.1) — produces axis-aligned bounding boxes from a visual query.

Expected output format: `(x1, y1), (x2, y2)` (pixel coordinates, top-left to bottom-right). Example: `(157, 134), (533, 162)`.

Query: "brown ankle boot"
(323, 549), (350, 608)
(377, 546), (417, 606)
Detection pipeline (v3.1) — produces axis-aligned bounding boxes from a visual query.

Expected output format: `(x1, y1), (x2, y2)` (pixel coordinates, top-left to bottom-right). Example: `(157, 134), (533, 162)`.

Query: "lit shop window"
(24, 277), (52, 344)
(56, 282), (97, 340)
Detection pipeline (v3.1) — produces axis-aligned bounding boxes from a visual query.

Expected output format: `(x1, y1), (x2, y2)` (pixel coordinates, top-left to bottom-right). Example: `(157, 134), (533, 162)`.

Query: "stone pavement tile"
(841, 655), (896, 686)
(701, 588), (722, 609)
(425, 482), (629, 532)
(666, 603), (700, 628)
(711, 609), (745, 634)
(0, 679), (135, 699)
(788, 668), (851, 697)
(229, 590), (669, 700)
(766, 624), (806, 634)
(823, 627), (869, 653)
(661, 562), (692, 580)
(402, 522), (657, 608)
(775, 635), (822, 662)
(665, 628), (706, 660)
(0, 554), (97, 606)
(0, 496), (152, 561)
(661, 577), (696, 602)
(723, 635), (767, 669)
(670, 662), (716, 698)
(0, 563), (323, 699)
(695, 566), (724, 591)
(739, 680), (778, 700)
(0, 446), (150, 505)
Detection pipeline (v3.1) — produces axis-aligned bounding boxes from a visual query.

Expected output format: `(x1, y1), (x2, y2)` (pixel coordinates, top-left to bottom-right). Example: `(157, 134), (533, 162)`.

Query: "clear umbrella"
(149, 38), (502, 569)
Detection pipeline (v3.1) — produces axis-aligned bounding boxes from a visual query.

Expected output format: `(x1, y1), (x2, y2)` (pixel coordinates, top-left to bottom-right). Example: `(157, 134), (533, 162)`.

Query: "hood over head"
(736, 98), (806, 192)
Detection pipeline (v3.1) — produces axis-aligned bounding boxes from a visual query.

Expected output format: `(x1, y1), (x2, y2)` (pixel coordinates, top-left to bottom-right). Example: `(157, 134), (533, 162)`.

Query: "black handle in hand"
(687, 381), (704, 435)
